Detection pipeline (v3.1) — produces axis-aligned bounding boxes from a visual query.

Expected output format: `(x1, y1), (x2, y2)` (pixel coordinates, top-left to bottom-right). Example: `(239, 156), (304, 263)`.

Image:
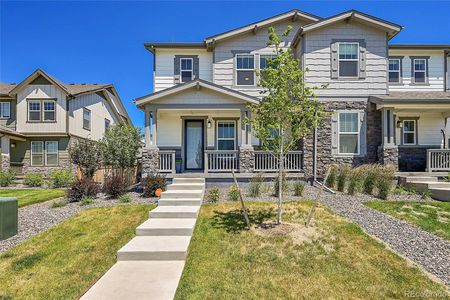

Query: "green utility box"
(0, 197), (18, 240)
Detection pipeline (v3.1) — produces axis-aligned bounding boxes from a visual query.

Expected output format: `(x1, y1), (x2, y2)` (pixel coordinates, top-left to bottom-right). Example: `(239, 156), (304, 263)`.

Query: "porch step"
(160, 190), (203, 199)
(167, 183), (205, 191)
(401, 176), (438, 184)
(429, 188), (450, 202)
(117, 236), (191, 261)
(150, 206), (200, 218)
(158, 198), (202, 206)
(136, 218), (196, 236)
(172, 178), (205, 184)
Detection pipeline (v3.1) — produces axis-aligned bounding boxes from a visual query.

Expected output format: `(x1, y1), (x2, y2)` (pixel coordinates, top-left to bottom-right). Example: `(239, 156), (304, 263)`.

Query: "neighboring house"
(0, 69), (131, 175)
(135, 9), (450, 177)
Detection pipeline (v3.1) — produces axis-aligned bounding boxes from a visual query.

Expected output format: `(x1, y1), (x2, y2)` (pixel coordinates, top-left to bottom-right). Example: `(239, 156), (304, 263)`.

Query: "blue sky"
(1, 1), (449, 128)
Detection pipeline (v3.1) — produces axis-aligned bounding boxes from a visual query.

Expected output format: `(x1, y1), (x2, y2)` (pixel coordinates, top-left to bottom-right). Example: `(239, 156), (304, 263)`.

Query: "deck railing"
(254, 151), (303, 172)
(205, 150), (238, 173)
(427, 149), (450, 172)
(159, 150), (176, 173)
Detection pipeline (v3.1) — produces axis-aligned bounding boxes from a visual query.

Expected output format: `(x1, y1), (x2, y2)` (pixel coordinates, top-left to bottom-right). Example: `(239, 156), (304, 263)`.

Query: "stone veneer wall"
(22, 155), (71, 175)
(398, 146), (439, 172)
(377, 146), (399, 170)
(141, 148), (159, 178)
(1, 154), (10, 171)
(239, 147), (255, 173)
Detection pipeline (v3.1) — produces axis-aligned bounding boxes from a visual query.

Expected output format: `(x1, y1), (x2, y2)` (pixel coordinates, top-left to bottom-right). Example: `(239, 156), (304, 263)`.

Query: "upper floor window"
(259, 54), (277, 69)
(28, 100), (56, 122)
(338, 43), (359, 77)
(105, 118), (111, 132)
(83, 108), (91, 130)
(28, 101), (41, 121)
(338, 112), (360, 155)
(413, 59), (426, 83)
(388, 59), (401, 83)
(180, 58), (193, 83)
(236, 54), (255, 86)
(0, 102), (10, 119)
(43, 101), (55, 121)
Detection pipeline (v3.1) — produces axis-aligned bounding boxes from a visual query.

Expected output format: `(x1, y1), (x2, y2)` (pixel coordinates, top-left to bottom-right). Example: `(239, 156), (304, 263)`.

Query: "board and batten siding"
(154, 49), (213, 92)
(16, 84), (67, 133)
(0, 97), (16, 130)
(303, 21), (388, 96)
(388, 50), (446, 92)
(69, 92), (119, 140)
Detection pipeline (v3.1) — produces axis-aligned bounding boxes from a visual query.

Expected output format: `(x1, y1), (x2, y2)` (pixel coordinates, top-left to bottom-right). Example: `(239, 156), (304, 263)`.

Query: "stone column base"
(239, 146), (254, 173)
(142, 147), (159, 178)
(1, 154), (9, 171)
(377, 146), (399, 170)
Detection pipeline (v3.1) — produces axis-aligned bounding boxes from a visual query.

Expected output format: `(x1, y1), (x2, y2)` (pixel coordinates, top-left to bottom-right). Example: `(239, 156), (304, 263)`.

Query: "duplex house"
(0, 69), (131, 175)
(135, 9), (450, 178)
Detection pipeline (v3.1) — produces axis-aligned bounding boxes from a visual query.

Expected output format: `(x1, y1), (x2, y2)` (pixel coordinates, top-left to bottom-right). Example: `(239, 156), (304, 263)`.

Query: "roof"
(0, 125), (26, 140)
(0, 82), (16, 96)
(134, 79), (260, 108)
(389, 44), (450, 50)
(370, 91), (450, 104)
(64, 84), (112, 95)
(144, 43), (206, 54)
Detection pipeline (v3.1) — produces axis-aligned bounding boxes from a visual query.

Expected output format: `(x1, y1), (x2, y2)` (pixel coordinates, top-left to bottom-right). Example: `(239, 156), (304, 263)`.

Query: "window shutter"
(330, 42), (338, 79)
(359, 111), (367, 156)
(359, 41), (366, 79)
(173, 56), (180, 84)
(331, 113), (338, 155)
(193, 56), (199, 80)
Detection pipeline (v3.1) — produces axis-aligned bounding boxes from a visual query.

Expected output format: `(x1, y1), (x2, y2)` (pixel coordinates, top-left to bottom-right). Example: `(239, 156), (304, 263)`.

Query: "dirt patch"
(253, 222), (323, 246)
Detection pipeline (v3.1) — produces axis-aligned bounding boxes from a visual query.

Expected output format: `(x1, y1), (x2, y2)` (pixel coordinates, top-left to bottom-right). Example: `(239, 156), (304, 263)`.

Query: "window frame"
(337, 111), (360, 155)
(27, 99), (56, 122)
(216, 120), (237, 150)
(235, 54), (255, 86)
(0, 102), (10, 119)
(388, 58), (402, 84)
(105, 118), (111, 132)
(412, 58), (427, 84)
(45, 141), (59, 166)
(402, 119), (417, 145)
(30, 141), (44, 166)
(28, 100), (42, 122)
(83, 107), (91, 131)
(337, 42), (359, 78)
(180, 58), (193, 83)
(43, 100), (56, 122)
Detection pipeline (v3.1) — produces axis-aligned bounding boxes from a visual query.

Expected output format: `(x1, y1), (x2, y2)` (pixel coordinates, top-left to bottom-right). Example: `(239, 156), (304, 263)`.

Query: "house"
(0, 69), (131, 175)
(135, 9), (450, 178)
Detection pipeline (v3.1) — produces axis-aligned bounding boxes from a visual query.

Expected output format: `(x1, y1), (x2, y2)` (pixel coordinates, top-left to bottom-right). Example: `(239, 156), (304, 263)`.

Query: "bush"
(67, 178), (100, 202)
(80, 196), (94, 206)
(50, 169), (74, 188)
(103, 174), (128, 198)
(0, 171), (15, 187)
(347, 167), (364, 195)
(24, 174), (44, 187)
(208, 187), (220, 203)
(293, 181), (306, 197)
(142, 173), (166, 197)
(325, 165), (337, 188)
(273, 172), (287, 197)
(336, 166), (351, 192)
(363, 165), (378, 195)
(118, 194), (132, 203)
(228, 185), (240, 201)
(248, 173), (264, 197)
(50, 199), (68, 208)
(377, 165), (396, 200)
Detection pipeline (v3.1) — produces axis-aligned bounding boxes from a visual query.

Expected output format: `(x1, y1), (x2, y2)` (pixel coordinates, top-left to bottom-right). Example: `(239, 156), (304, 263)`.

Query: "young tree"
(70, 138), (102, 178)
(248, 26), (326, 224)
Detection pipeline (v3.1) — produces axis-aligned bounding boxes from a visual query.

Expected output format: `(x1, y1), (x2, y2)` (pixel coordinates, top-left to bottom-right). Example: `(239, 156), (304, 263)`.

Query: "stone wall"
(239, 147), (254, 173)
(22, 155), (71, 176)
(377, 146), (399, 170)
(142, 147), (159, 178)
(398, 146), (439, 172)
(1, 154), (10, 171)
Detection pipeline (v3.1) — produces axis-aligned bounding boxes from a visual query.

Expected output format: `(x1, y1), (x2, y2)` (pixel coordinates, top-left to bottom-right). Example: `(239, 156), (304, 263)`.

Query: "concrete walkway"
(81, 178), (204, 300)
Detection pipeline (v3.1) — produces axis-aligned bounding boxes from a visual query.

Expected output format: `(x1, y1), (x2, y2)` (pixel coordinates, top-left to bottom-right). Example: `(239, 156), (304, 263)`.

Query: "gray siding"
(0, 98), (16, 129)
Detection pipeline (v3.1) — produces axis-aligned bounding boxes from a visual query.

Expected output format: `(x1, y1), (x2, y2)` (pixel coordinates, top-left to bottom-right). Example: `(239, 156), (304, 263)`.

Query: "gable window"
(338, 43), (359, 77)
(388, 59), (401, 83)
(180, 58), (193, 83)
(217, 120), (236, 150)
(28, 101), (41, 121)
(338, 112), (360, 154)
(83, 108), (91, 130)
(28, 100), (56, 122)
(403, 120), (416, 145)
(105, 118), (111, 132)
(45, 141), (58, 165)
(43, 100), (56, 121)
(0, 102), (10, 119)
(413, 59), (426, 83)
(31, 141), (44, 166)
(236, 54), (255, 86)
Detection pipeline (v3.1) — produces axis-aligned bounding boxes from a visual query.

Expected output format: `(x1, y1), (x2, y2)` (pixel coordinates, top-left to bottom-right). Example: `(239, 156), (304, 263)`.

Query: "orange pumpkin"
(154, 188), (163, 197)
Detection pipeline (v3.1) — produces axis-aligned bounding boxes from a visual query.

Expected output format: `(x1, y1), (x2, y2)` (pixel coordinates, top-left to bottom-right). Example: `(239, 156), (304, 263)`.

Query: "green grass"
(0, 205), (154, 299)
(0, 189), (66, 207)
(175, 202), (448, 299)
(365, 201), (450, 241)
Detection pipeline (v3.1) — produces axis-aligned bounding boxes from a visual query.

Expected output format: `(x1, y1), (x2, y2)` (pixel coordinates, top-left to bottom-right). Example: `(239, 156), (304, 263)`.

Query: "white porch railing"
(427, 149), (450, 172)
(159, 150), (176, 173)
(205, 150), (238, 173)
(254, 151), (303, 172)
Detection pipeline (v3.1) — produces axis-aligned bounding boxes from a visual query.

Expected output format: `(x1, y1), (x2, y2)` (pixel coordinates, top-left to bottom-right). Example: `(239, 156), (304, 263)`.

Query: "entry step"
(150, 206), (200, 218)
(117, 236), (191, 261)
(136, 218), (197, 236)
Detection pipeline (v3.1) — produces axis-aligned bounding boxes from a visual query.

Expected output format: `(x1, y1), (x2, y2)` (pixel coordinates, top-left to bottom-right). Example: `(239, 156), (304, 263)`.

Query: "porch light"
(11, 143), (15, 148)
(207, 119), (212, 128)
(397, 121), (403, 128)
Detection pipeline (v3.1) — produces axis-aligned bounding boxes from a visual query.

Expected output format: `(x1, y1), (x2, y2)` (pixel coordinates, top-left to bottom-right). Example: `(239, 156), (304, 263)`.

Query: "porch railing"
(427, 149), (450, 172)
(205, 150), (238, 173)
(159, 150), (176, 173)
(254, 151), (303, 172)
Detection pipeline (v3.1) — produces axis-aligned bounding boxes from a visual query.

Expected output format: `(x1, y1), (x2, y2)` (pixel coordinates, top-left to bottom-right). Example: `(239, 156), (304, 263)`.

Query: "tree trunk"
(278, 127), (284, 224)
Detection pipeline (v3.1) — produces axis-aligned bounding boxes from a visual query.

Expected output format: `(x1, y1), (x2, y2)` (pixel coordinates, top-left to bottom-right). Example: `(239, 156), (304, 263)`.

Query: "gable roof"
(389, 44), (450, 50)
(134, 79), (260, 108)
(0, 82), (16, 97)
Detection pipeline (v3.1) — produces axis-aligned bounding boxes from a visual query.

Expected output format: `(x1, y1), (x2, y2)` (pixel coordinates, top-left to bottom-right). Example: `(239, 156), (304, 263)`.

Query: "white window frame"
(259, 54), (277, 71)
(338, 42), (359, 78)
(30, 141), (44, 166)
(83, 108), (91, 130)
(43, 100), (56, 122)
(337, 111), (360, 155)
(402, 120), (416, 145)
(413, 59), (426, 83)
(216, 120), (237, 150)
(28, 100), (41, 122)
(388, 58), (401, 83)
(235, 54), (255, 86)
(45, 141), (59, 166)
(180, 58), (193, 83)
(0, 102), (10, 119)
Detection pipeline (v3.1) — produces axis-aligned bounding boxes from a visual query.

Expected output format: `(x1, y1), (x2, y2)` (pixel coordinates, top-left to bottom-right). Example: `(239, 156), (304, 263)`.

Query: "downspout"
(445, 50), (449, 92)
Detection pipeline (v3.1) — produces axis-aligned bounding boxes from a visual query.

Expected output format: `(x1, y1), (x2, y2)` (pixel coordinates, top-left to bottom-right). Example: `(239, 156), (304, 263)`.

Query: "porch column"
(142, 108), (159, 178)
(145, 108), (158, 148)
(239, 108), (254, 173)
(1, 136), (10, 171)
(378, 107), (398, 170)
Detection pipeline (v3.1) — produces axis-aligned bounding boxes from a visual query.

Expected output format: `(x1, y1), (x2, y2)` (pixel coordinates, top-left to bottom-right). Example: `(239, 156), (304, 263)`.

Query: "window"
(45, 141), (58, 165)
(28, 100), (55, 121)
(0, 102), (10, 119)
(236, 54), (255, 86)
(413, 59), (426, 83)
(43, 101), (56, 121)
(83, 108), (91, 130)
(403, 120), (416, 145)
(105, 118), (111, 132)
(217, 121), (236, 150)
(338, 43), (359, 77)
(31, 141), (44, 166)
(388, 59), (401, 83)
(180, 58), (193, 83)
(28, 101), (41, 121)
(338, 112), (360, 154)
(259, 54), (277, 70)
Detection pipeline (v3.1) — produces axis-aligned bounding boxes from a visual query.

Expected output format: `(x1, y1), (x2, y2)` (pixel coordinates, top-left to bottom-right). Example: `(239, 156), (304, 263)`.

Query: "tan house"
(0, 69), (131, 175)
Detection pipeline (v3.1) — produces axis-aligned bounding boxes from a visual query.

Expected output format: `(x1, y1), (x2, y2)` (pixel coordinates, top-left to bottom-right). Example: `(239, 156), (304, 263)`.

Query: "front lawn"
(0, 189), (66, 207)
(365, 201), (450, 241)
(0, 205), (153, 299)
(176, 202), (448, 299)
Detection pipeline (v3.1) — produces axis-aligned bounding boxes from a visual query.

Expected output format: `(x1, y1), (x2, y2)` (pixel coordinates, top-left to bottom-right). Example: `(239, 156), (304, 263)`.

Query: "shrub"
(248, 173), (264, 197)
(67, 178), (100, 202)
(142, 173), (167, 197)
(24, 174), (44, 187)
(336, 166), (351, 192)
(325, 165), (337, 188)
(0, 171), (15, 187)
(103, 174), (128, 198)
(228, 185), (240, 201)
(293, 181), (306, 197)
(208, 187), (220, 203)
(363, 165), (378, 195)
(273, 172), (288, 197)
(118, 194), (132, 203)
(377, 165), (396, 200)
(80, 196), (94, 206)
(347, 167), (364, 195)
(50, 169), (74, 188)
(50, 199), (68, 208)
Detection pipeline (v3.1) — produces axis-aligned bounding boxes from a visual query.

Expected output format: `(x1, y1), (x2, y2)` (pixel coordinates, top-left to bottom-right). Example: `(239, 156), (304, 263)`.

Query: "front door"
(184, 120), (204, 170)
